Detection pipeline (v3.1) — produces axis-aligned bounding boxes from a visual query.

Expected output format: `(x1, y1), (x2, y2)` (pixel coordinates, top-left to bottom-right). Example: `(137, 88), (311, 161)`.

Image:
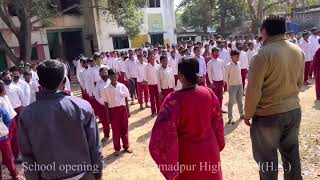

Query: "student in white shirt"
(224, 50), (244, 125)
(23, 71), (39, 104)
(136, 54), (149, 110)
(25, 63), (39, 83)
(1, 71), (24, 161)
(218, 41), (231, 65)
(144, 53), (161, 117)
(10, 66), (30, 107)
(247, 42), (258, 67)
(309, 29), (320, 79)
(168, 50), (179, 85)
(102, 69), (132, 156)
(299, 31), (313, 85)
(0, 81), (17, 120)
(157, 56), (175, 103)
(236, 42), (249, 91)
(125, 50), (139, 105)
(207, 47), (225, 110)
(93, 67), (111, 142)
(194, 46), (207, 86)
(79, 59), (92, 101)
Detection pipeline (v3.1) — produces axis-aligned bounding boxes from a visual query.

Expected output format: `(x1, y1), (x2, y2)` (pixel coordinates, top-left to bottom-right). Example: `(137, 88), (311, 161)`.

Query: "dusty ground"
(3, 79), (320, 180)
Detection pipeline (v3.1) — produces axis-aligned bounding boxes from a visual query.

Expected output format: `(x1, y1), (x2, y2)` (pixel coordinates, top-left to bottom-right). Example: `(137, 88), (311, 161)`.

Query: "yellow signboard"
(148, 14), (163, 32)
(131, 35), (149, 48)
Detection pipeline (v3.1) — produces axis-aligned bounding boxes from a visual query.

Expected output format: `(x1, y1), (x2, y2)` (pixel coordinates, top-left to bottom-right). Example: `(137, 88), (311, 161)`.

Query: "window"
(149, 0), (160, 8)
(112, 36), (130, 50)
(150, 33), (164, 45)
(31, 47), (38, 61)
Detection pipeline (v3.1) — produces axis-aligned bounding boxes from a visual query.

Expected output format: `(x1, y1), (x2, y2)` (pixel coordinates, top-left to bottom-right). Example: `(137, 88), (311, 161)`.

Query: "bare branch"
(0, 32), (20, 65)
(0, 0), (19, 36)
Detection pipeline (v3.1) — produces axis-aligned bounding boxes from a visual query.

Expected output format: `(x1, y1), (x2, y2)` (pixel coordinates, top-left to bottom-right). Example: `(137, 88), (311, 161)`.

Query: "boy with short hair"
(157, 56), (175, 102)
(102, 69), (132, 156)
(224, 50), (245, 124)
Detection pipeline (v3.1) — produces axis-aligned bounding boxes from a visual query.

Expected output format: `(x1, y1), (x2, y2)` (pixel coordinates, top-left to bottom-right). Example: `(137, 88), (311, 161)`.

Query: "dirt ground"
(98, 81), (320, 180)
(3, 79), (320, 180)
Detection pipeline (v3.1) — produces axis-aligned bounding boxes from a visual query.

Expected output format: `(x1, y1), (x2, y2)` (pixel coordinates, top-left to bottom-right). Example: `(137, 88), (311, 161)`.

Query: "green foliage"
(99, 0), (145, 38)
(178, 0), (214, 32)
(30, 0), (57, 19)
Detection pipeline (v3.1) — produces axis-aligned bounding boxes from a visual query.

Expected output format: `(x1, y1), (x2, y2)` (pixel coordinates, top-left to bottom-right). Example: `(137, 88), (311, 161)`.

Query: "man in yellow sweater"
(244, 15), (304, 180)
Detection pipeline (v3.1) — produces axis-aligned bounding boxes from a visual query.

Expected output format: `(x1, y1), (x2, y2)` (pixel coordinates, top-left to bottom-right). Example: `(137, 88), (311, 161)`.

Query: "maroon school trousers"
(148, 85), (160, 114)
(304, 61), (311, 82)
(109, 106), (129, 151)
(137, 82), (149, 105)
(241, 69), (248, 90)
(315, 70), (320, 100)
(212, 81), (224, 109)
(161, 88), (174, 105)
(10, 106), (23, 160)
(0, 139), (17, 179)
(94, 100), (110, 138)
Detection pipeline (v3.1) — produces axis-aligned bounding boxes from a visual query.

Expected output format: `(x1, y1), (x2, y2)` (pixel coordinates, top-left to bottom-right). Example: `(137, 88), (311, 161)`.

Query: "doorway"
(150, 33), (164, 45)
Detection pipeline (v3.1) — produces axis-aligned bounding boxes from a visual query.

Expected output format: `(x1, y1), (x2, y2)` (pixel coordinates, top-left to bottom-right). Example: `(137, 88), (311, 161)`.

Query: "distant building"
(0, 0), (176, 70)
(290, 5), (320, 30)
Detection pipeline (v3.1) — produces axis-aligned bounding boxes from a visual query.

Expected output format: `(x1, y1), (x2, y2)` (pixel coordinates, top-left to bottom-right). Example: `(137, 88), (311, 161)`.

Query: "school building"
(0, 0), (177, 71)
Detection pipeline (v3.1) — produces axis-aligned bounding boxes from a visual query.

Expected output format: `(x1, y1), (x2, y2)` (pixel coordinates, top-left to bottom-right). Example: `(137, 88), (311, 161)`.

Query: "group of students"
(0, 64), (40, 179)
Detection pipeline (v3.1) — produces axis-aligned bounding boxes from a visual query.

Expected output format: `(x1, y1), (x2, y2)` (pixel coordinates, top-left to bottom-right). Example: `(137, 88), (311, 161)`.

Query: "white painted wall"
(94, 0), (177, 51)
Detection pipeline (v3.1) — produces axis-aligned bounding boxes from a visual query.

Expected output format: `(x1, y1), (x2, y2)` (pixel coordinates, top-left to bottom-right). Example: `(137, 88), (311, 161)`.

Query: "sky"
(174, 0), (183, 9)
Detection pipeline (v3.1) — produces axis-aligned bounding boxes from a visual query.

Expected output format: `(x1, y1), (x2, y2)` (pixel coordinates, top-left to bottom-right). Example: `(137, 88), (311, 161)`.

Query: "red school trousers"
(137, 82), (149, 105)
(10, 106), (23, 160)
(109, 106), (129, 151)
(212, 80), (224, 109)
(0, 139), (17, 179)
(315, 69), (320, 100)
(161, 88), (174, 104)
(95, 101), (110, 138)
(241, 69), (248, 90)
(148, 85), (160, 114)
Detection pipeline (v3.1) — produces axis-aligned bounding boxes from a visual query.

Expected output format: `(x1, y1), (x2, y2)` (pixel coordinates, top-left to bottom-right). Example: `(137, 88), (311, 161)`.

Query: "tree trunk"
(18, 17), (32, 63)
(251, 19), (260, 34)
(219, 0), (226, 33)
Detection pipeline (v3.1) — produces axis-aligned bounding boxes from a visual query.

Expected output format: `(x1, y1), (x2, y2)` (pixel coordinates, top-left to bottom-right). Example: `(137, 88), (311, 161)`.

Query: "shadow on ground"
(224, 119), (243, 136)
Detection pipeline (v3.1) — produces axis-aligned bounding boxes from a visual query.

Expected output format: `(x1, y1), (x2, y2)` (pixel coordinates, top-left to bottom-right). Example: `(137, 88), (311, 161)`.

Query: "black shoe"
(15, 157), (23, 164)
(228, 119), (235, 125)
(240, 115), (245, 120)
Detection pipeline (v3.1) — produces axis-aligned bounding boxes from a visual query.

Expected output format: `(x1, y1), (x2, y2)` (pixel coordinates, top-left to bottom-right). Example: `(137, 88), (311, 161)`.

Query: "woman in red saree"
(149, 57), (225, 180)
(314, 46), (320, 100)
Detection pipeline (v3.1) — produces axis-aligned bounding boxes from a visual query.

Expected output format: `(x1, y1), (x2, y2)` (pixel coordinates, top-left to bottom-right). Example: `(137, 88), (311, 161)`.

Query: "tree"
(0, 0), (145, 65)
(178, 0), (214, 33)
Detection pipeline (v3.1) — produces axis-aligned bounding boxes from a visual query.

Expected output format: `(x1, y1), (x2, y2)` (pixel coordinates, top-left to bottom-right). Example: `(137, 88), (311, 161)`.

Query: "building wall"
(94, 0), (177, 51)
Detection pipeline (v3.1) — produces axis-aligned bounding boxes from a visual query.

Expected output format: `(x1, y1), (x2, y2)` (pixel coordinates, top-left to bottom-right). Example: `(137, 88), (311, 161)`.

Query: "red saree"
(149, 86), (225, 180)
(314, 48), (320, 100)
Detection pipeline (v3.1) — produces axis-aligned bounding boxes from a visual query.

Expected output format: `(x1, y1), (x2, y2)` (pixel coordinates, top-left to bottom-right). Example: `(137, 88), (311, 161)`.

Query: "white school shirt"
(30, 70), (39, 82)
(308, 35), (320, 57)
(105, 58), (119, 71)
(144, 63), (160, 85)
(5, 83), (24, 109)
(239, 50), (249, 70)
(247, 49), (258, 66)
(94, 79), (110, 105)
(79, 68), (94, 96)
(102, 83), (129, 108)
(157, 66), (175, 92)
(194, 55), (207, 77)
(0, 96), (17, 119)
(136, 62), (147, 83)
(299, 39), (313, 62)
(125, 59), (139, 79)
(13, 79), (30, 106)
(168, 56), (178, 76)
(207, 58), (225, 83)
(219, 48), (231, 65)
(76, 60), (84, 83)
(27, 81), (39, 104)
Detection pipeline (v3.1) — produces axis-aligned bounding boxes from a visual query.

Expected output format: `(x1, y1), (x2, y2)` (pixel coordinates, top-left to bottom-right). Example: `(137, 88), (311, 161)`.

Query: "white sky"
(174, 0), (183, 9)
